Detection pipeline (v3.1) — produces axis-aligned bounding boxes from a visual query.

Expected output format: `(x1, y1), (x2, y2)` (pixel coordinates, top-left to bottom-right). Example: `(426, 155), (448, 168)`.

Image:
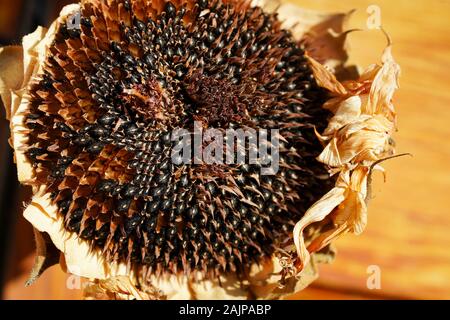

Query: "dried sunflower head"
(0, 0), (400, 300)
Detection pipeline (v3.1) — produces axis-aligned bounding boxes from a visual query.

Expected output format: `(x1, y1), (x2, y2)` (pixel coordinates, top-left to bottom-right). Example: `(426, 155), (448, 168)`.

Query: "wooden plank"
(289, 284), (370, 300)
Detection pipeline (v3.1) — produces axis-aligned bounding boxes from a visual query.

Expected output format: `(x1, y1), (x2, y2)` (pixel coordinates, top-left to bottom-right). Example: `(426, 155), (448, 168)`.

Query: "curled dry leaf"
(273, 1), (352, 70)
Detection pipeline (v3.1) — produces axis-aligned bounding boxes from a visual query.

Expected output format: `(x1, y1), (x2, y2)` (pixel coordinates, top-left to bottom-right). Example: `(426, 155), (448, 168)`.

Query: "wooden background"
(1, 0), (450, 299)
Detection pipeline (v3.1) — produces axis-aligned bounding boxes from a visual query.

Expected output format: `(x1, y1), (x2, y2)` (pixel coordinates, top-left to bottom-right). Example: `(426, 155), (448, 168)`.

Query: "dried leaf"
(25, 228), (60, 287)
(307, 56), (347, 95)
(259, 0), (352, 69)
(84, 276), (166, 300)
(293, 181), (347, 269)
(365, 46), (400, 120)
(0, 46), (23, 120)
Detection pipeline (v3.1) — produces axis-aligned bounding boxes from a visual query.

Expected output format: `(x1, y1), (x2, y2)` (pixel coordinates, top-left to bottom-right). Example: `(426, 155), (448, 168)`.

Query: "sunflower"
(0, 0), (400, 300)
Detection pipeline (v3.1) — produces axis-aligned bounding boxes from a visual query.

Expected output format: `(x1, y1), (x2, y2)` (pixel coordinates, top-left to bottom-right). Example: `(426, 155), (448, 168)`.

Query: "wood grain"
(2, 0), (450, 300)
(293, 0), (450, 300)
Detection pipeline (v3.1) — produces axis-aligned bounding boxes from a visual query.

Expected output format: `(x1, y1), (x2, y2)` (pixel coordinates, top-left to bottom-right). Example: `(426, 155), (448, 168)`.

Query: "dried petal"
(294, 43), (400, 273)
